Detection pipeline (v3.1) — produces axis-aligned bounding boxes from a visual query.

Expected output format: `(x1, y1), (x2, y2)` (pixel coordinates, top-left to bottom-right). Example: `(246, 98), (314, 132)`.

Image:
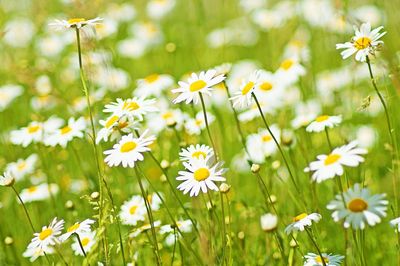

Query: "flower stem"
(199, 92), (219, 159)
(12, 186), (36, 233)
(74, 233), (87, 258)
(305, 228), (327, 266)
(324, 128), (333, 150)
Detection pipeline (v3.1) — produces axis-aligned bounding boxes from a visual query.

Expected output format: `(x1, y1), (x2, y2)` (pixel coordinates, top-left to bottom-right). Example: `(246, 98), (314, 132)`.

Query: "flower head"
(230, 70), (261, 108)
(303, 253), (344, 266)
(49, 17), (103, 29)
(179, 144), (214, 162)
(27, 217), (64, 249)
(0, 171), (15, 187)
(306, 115), (342, 133)
(284, 213), (321, 234)
(60, 219), (95, 242)
(119, 195), (147, 226)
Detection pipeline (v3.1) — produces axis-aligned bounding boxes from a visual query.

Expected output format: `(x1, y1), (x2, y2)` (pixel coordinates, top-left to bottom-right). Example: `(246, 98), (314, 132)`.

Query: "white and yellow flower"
(246, 125), (281, 164)
(135, 73), (174, 98)
(129, 221), (162, 238)
(176, 157), (226, 197)
(27, 217), (64, 249)
(172, 69), (226, 104)
(159, 219), (193, 246)
(104, 131), (155, 168)
(275, 58), (306, 86)
(0, 171), (15, 187)
(45, 117), (86, 148)
(96, 114), (138, 144)
(284, 213), (322, 234)
(304, 253), (344, 266)
(119, 195), (147, 226)
(336, 22), (385, 62)
(103, 97), (158, 121)
(306, 115), (342, 133)
(260, 213), (278, 232)
(60, 219), (95, 242)
(23, 246), (54, 262)
(19, 183), (59, 203)
(327, 183), (387, 229)
(5, 154), (38, 181)
(305, 141), (367, 183)
(0, 84), (23, 111)
(179, 144), (214, 162)
(390, 217), (400, 232)
(146, 0), (176, 20)
(71, 231), (96, 256)
(184, 111), (215, 136)
(49, 17), (103, 29)
(230, 70), (261, 108)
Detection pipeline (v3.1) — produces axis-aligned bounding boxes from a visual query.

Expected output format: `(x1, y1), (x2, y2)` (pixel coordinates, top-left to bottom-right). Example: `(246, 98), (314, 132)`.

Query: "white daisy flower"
(336, 22), (386, 62)
(327, 183), (387, 229)
(23, 246), (54, 262)
(306, 115), (342, 133)
(19, 183), (59, 203)
(176, 157), (226, 197)
(147, 108), (186, 134)
(27, 217), (64, 249)
(245, 125), (281, 164)
(45, 117), (86, 148)
(135, 73), (174, 98)
(119, 195), (147, 226)
(304, 253), (344, 266)
(390, 217), (400, 232)
(146, 0), (176, 20)
(103, 131), (155, 168)
(71, 231), (96, 256)
(159, 219), (193, 246)
(5, 154), (38, 181)
(179, 144), (214, 162)
(230, 70), (261, 108)
(60, 219), (96, 242)
(284, 213), (322, 234)
(10, 117), (63, 147)
(172, 69), (226, 104)
(147, 192), (162, 211)
(0, 171), (15, 187)
(129, 221), (162, 238)
(0, 84), (23, 111)
(184, 111), (215, 136)
(305, 141), (367, 183)
(103, 97), (158, 121)
(275, 58), (306, 86)
(96, 114), (139, 144)
(49, 17), (103, 29)
(260, 213), (278, 232)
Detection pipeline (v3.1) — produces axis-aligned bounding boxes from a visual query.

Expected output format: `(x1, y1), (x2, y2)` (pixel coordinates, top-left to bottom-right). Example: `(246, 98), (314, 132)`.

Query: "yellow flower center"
(120, 141), (137, 153)
(28, 186), (37, 193)
(195, 119), (203, 126)
(147, 195), (153, 204)
(192, 151), (207, 159)
(39, 228), (53, 240)
(189, 80), (207, 92)
(316, 115), (329, 122)
(67, 223), (80, 232)
(280, 59), (294, 70)
(144, 74), (159, 83)
(162, 112), (174, 120)
(130, 205), (138, 215)
(347, 198), (368, 212)
(259, 82), (273, 91)
(17, 162), (27, 171)
(324, 154), (341, 165)
(241, 81), (255, 95)
(354, 37), (372, 50)
(316, 256), (329, 264)
(60, 126), (72, 135)
(262, 135), (272, 142)
(68, 18), (86, 24)
(118, 121), (128, 129)
(105, 115), (119, 128)
(81, 237), (90, 246)
(123, 101), (140, 111)
(28, 125), (40, 134)
(293, 213), (308, 222)
(194, 168), (210, 181)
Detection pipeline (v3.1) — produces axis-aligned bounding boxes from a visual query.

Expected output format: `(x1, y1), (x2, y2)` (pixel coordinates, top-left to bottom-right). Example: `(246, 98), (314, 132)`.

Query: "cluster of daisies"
(23, 218), (95, 261)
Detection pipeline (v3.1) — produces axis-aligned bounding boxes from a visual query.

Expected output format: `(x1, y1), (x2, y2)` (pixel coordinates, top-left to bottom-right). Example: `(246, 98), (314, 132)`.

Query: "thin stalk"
(252, 92), (300, 193)
(219, 192), (227, 266)
(199, 92), (219, 159)
(324, 128), (332, 150)
(305, 228), (327, 266)
(74, 233), (87, 258)
(12, 186), (36, 232)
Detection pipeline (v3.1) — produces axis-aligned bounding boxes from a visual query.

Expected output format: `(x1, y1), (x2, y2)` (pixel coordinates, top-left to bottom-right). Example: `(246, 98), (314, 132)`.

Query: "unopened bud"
(271, 160), (281, 170)
(4, 236), (13, 245)
(238, 231), (245, 240)
(219, 183), (231, 193)
(251, 164), (260, 173)
(91, 191), (100, 200)
(65, 200), (74, 210)
(160, 160), (170, 169)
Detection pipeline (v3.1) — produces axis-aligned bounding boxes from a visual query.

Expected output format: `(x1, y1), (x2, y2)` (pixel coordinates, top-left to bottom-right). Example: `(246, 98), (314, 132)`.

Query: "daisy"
(0, 84), (23, 111)
(0, 171), (15, 187)
(19, 183), (59, 203)
(245, 125), (281, 164)
(260, 213), (278, 232)
(159, 219), (193, 246)
(60, 219), (95, 242)
(23, 246), (54, 262)
(119, 195), (147, 226)
(172, 69), (226, 104)
(103, 97), (158, 121)
(49, 17), (103, 29)
(45, 117), (86, 148)
(336, 22), (385, 62)
(305, 141), (367, 183)
(275, 58), (306, 86)
(96, 114), (138, 144)
(129, 220), (162, 238)
(147, 108), (186, 134)
(104, 130), (155, 168)
(304, 253), (344, 266)
(28, 217), (64, 249)
(327, 183), (387, 229)
(147, 192), (162, 211)
(390, 217), (400, 232)
(176, 157), (226, 197)
(146, 0), (176, 20)
(5, 154), (38, 181)
(284, 213), (321, 234)
(230, 70), (261, 108)
(184, 111), (215, 136)
(306, 115), (342, 133)
(134, 73), (174, 97)
(179, 144), (214, 162)
(71, 231), (96, 256)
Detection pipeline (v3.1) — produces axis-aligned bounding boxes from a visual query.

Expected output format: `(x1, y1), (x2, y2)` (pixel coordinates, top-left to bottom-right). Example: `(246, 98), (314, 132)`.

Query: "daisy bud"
(271, 160), (281, 170)
(219, 183), (231, 193)
(65, 200), (74, 210)
(90, 191), (100, 200)
(238, 231), (245, 240)
(160, 160), (170, 169)
(281, 130), (294, 147)
(4, 236), (13, 245)
(160, 174), (167, 183)
(272, 252), (281, 260)
(165, 42), (176, 53)
(289, 239), (297, 247)
(166, 119), (177, 127)
(260, 213), (278, 232)
(0, 172), (15, 187)
(251, 164), (260, 173)
(268, 195), (277, 204)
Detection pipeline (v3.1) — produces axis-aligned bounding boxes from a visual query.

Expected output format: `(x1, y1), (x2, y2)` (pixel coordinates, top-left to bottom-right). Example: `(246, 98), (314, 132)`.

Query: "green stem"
(199, 92), (219, 159)
(12, 186), (36, 232)
(74, 233), (87, 258)
(305, 228), (327, 266)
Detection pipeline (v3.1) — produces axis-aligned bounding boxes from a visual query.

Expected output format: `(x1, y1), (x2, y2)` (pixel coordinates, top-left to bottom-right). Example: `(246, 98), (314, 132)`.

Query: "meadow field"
(1, 0), (400, 265)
